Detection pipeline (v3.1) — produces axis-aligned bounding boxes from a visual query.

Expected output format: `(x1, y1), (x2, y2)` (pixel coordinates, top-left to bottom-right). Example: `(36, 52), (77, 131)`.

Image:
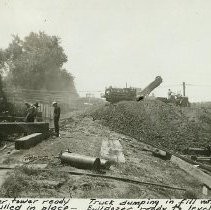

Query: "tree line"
(0, 32), (78, 94)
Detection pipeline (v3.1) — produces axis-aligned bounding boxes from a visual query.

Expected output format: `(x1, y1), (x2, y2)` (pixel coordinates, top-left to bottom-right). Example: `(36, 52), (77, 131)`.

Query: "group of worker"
(24, 102), (39, 122)
(24, 101), (61, 137)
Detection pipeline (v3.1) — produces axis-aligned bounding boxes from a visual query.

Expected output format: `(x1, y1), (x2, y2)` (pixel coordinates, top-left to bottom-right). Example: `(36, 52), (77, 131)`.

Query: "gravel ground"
(88, 99), (211, 153)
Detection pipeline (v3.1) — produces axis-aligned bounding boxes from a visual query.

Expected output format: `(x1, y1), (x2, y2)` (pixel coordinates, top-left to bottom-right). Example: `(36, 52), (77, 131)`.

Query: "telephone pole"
(183, 82), (186, 96)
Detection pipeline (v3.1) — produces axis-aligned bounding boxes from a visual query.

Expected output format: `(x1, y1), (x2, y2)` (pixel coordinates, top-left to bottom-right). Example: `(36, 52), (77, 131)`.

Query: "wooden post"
(49, 104), (51, 123)
(44, 106), (46, 122)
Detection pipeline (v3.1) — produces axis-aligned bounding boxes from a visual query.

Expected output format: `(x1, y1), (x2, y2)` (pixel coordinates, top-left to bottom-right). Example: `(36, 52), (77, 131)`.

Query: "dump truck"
(103, 76), (163, 103)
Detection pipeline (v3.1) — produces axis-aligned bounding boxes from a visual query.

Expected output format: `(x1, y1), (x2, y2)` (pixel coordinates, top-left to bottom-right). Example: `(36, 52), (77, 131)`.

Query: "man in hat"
(52, 101), (61, 137)
(24, 102), (31, 122)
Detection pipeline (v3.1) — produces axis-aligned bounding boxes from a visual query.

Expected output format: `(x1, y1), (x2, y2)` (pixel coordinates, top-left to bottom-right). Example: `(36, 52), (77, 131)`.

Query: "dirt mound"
(89, 99), (211, 153)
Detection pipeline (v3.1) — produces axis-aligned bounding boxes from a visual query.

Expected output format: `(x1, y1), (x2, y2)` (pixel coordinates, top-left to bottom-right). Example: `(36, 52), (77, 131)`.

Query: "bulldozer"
(103, 76), (163, 103)
(157, 94), (190, 107)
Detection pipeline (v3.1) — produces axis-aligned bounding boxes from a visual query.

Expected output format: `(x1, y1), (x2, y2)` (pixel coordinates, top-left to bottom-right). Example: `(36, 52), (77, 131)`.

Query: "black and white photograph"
(0, 0), (211, 199)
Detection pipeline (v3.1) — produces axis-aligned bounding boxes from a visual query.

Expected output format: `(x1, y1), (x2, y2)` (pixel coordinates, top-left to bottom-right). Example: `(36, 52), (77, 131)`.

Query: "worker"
(52, 101), (61, 137)
(25, 102), (34, 122)
(24, 102), (30, 122)
(25, 102), (39, 122)
(168, 89), (172, 99)
(24, 102), (31, 111)
(33, 102), (39, 122)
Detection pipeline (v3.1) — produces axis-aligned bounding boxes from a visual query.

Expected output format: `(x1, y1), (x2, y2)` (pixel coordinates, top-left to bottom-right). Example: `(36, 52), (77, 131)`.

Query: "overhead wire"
(3, 83), (211, 95)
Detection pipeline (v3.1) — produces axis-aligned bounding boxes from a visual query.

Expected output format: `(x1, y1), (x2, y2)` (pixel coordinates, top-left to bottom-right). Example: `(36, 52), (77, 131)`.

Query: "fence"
(3, 88), (78, 123)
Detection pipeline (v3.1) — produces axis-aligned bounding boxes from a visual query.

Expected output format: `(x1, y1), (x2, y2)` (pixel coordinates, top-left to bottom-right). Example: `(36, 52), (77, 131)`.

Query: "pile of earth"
(88, 99), (211, 153)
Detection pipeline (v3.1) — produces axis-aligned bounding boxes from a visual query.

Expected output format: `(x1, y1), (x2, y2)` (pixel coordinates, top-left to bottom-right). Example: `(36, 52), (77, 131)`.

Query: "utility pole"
(183, 82), (186, 96)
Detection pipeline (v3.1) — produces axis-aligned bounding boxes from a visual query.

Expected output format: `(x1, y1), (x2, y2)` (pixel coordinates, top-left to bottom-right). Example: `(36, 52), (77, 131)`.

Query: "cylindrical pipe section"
(60, 152), (101, 170)
(152, 149), (172, 160)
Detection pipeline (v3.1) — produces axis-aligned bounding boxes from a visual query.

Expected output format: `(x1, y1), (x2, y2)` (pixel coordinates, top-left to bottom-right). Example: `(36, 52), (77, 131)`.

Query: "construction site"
(1, 0), (211, 201)
(0, 75), (211, 199)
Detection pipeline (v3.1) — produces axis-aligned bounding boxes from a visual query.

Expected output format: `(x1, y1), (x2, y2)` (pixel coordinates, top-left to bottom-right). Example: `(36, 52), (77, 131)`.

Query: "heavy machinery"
(157, 94), (190, 107)
(136, 76), (163, 100)
(103, 76), (163, 103)
(103, 76), (190, 107)
(103, 87), (137, 103)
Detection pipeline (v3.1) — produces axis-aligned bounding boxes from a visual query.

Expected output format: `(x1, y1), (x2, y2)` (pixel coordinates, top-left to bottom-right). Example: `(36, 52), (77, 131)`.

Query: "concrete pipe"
(60, 152), (101, 170)
(60, 151), (112, 170)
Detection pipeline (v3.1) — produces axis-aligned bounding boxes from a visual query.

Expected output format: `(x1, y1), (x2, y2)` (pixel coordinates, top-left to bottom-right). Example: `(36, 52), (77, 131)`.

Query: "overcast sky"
(0, 0), (211, 102)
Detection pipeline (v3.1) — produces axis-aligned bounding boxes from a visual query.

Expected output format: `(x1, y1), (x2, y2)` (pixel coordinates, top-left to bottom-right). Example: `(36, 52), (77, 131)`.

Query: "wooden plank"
(171, 155), (211, 188)
(15, 133), (45, 149)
